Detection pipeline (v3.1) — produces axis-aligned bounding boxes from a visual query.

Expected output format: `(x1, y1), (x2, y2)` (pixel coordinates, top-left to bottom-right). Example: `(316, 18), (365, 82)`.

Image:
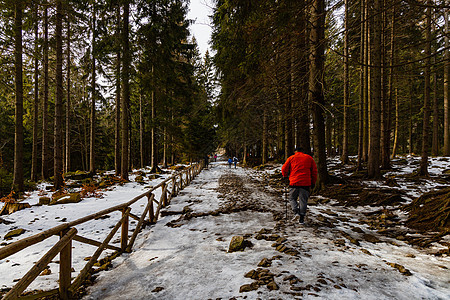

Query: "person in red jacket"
(281, 147), (318, 224)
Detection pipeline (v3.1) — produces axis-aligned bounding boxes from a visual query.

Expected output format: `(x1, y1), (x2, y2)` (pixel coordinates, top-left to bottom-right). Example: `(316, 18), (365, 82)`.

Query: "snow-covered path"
(83, 162), (450, 300)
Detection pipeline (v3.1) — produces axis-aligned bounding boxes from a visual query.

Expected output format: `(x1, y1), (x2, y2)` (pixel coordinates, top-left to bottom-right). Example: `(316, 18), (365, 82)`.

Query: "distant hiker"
(281, 147), (317, 224)
(205, 155), (209, 169)
(228, 157), (233, 168)
(233, 156), (238, 168)
(214, 154), (217, 162)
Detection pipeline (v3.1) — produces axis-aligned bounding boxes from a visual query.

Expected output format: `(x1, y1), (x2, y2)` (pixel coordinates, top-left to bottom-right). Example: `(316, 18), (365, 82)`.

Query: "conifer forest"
(0, 1), (450, 298)
(0, 0), (449, 194)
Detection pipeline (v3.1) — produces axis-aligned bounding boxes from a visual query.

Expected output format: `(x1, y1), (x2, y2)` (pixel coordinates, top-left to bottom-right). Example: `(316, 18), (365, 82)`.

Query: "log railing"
(0, 163), (203, 300)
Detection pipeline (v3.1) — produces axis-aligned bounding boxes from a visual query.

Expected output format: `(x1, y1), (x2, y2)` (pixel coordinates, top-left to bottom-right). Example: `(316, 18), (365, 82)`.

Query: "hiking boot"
(299, 215), (305, 224)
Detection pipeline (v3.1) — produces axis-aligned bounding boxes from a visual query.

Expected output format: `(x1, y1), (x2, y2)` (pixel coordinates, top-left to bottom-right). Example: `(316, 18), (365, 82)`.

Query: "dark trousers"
(289, 186), (310, 216)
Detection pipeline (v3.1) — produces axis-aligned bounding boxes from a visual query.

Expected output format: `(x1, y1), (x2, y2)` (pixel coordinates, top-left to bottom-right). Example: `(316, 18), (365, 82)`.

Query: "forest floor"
(1, 156), (449, 299)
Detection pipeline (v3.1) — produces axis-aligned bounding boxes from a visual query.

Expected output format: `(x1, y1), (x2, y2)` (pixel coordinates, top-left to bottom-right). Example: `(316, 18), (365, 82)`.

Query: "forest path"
(83, 162), (450, 300)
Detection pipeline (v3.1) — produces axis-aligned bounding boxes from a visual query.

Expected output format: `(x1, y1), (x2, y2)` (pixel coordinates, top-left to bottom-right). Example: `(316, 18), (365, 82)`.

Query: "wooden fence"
(0, 163), (203, 300)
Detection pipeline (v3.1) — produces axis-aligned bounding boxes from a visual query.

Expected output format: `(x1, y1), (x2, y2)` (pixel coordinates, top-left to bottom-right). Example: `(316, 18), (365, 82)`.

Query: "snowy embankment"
(0, 169), (174, 293)
(1, 158), (449, 299)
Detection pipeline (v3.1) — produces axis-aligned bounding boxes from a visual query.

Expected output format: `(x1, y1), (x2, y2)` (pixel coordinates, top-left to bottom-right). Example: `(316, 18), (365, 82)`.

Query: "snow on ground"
(83, 161), (449, 300)
(1, 158), (449, 299)
(0, 169), (176, 292)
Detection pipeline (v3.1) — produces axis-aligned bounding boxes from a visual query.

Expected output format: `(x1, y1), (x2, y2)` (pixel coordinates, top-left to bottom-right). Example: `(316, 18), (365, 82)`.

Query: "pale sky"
(187, 0), (214, 56)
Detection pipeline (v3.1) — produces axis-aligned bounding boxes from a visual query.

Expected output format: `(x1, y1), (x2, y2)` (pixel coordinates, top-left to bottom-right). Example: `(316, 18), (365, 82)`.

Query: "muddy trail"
(80, 161), (449, 300)
(204, 165), (450, 298)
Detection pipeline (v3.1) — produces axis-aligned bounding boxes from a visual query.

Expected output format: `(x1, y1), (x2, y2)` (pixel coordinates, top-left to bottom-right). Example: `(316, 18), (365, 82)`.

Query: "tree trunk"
(363, 1), (370, 163)
(140, 92), (144, 169)
(431, 17), (439, 156)
(54, 0), (64, 189)
(150, 66), (159, 173)
(89, 3), (96, 175)
(388, 4), (396, 161)
(115, 8), (121, 175)
(381, 1), (393, 169)
(262, 109), (267, 165)
(83, 80), (88, 171)
(13, 0), (24, 192)
(432, 58), (438, 156)
(444, 2), (450, 156)
(391, 87), (399, 158)
(276, 92), (283, 159)
(31, 3), (39, 182)
(367, 0), (382, 179)
(309, 0), (328, 188)
(341, 0), (349, 164)
(163, 125), (167, 168)
(121, 2), (130, 180)
(65, 15), (71, 174)
(171, 111), (174, 165)
(297, 15), (311, 155)
(357, 0), (365, 169)
(326, 116), (332, 156)
(409, 74), (414, 155)
(419, 1), (432, 176)
(285, 74), (293, 160)
(41, 3), (50, 180)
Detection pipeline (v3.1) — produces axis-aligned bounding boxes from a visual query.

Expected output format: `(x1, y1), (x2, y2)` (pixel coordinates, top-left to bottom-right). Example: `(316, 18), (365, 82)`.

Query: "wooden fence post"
(179, 173), (183, 190)
(148, 194), (154, 223)
(59, 228), (72, 300)
(2, 228), (77, 300)
(121, 207), (129, 251)
(161, 182), (167, 207)
(171, 177), (176, 197)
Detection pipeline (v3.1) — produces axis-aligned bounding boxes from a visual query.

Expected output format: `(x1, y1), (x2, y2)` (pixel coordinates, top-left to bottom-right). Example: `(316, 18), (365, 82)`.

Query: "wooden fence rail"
(0, 163), (203, 300)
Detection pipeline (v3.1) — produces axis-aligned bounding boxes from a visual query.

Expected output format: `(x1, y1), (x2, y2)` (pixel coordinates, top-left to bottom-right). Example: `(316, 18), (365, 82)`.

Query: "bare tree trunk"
(171, 111), (174, 165)
(163, 125), (168, 168)
(54, 0), (64, 189)
(363, 1), (371, 162)
(83, 80), (88, 171)
(381, 1), (393, 169)
(341, 0), (349, 164)
(391, 87), (399, 158)
(285, 81), (293, 159)
(309, 0), (328, 188)
(367, 0), (382, 179)
(121, 2), (130, 180)
(42, 3), (50, 180)
(89, 3), (96, 174)
(363, 1), (369, 163)
(13, 0), (24, 192)
(31, 3), (39, 182)
(432, 17), (439, 156)
(419, 1), (432, 176)
(150, 65), (160, 173)
(297, 16), (311, 155)
(388, 4), (396, 161)
(140, 92), (144, 169)
(262, 109), (267, 164)
(432, 57), (439, 156)
(444, 2), (450, 155)
(115, 8), (121, 175)
(409, 74), (414, 155)
(326, 117), (332, 156)
(276, 91), (283, 160)
(357, 0), (365, 169)
(65, 15), (71, 174)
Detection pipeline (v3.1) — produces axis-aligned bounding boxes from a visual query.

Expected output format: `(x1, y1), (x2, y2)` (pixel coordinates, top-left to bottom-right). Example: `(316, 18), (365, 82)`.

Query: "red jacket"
(282, 152), (318, 187)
